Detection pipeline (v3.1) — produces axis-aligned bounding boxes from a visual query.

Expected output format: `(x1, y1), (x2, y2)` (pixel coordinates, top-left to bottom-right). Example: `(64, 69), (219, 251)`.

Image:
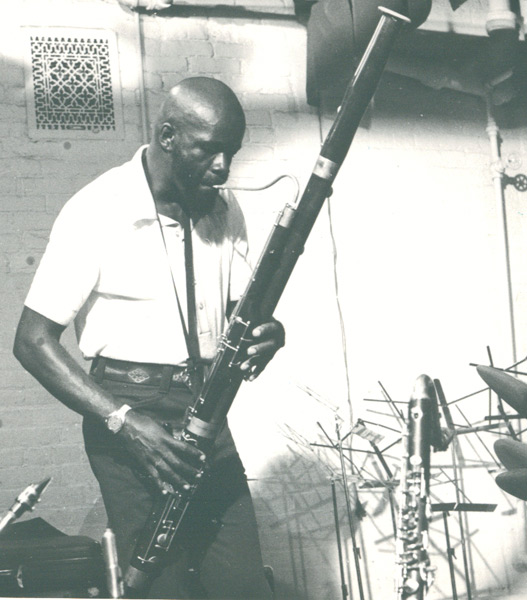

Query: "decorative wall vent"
(24, 28), (124, 139)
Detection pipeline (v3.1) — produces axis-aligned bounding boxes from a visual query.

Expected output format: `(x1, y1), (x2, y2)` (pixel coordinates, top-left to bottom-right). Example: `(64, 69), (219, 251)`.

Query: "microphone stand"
(435, 380), (473, 600)
(102, 528), (124, 599)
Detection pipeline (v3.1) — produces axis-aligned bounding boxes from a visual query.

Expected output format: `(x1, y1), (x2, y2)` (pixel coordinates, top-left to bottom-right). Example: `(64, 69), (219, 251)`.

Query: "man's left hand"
(240, 319), (285, 381)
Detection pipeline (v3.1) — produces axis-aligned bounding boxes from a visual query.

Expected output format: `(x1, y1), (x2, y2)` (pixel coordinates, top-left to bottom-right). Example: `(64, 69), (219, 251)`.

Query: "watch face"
(107, 414), (123, 433)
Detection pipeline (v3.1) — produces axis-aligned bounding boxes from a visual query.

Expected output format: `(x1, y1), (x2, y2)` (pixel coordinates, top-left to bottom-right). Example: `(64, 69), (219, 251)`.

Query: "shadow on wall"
(251, 450), (370, 600)
(79, 496), (107, 541)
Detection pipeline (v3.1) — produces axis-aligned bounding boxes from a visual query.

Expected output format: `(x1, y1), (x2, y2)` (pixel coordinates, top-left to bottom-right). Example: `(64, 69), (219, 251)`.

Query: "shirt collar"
(125, 145), (159, 226)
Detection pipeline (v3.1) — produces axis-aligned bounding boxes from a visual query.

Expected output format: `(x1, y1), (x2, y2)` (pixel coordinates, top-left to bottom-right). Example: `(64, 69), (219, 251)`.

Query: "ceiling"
(304, 0), (526, 113)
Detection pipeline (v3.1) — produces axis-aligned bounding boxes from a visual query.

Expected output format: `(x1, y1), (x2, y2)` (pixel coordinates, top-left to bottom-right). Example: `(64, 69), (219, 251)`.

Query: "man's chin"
(194, 185), (220, 211)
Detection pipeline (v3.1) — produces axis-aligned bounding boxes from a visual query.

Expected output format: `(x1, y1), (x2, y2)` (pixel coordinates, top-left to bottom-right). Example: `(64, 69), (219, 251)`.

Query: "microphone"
(0, 477), (52, 535)
(476, 365), (527, 418)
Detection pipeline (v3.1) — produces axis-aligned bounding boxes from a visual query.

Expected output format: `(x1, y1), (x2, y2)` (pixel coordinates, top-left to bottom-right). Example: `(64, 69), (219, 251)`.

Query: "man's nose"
(211, 152), (230, 174)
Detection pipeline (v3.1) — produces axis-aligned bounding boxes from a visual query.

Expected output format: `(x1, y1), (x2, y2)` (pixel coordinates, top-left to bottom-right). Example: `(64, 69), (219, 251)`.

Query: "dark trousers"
(83, 375), (272, 599)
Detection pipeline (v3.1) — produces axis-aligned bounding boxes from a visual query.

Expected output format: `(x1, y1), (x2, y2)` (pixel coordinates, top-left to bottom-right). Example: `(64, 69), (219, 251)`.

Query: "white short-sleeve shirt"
(24, 146), (252, 365)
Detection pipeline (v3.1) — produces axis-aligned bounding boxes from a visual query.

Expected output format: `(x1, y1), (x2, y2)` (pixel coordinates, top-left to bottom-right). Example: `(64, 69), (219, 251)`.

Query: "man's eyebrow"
(200, 140), (241, 155)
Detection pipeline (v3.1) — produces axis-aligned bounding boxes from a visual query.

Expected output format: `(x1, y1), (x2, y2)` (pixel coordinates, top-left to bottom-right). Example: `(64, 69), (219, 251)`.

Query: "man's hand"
(14, 308), (207, 498)
(240, 319), (285, 381)
(120, 412), (207, 495)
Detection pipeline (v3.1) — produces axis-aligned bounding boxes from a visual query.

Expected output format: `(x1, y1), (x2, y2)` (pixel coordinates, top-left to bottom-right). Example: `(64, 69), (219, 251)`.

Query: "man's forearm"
(13, 307), (120, 421)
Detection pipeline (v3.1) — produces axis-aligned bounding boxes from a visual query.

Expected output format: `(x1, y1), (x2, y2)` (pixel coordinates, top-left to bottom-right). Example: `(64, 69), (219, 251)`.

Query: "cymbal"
(494, 438), (527, 470)
(477, 365), (527, 418)
(495, 468), (527, 501)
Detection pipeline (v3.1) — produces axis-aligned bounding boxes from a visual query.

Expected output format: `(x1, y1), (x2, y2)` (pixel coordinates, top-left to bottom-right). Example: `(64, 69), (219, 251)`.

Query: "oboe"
(395, 375), (441, 600)
(124, 8), (411, 596)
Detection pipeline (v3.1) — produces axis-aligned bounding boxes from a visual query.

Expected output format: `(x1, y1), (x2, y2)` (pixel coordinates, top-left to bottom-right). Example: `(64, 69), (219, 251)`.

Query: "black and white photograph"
(1, 0), (527, 598)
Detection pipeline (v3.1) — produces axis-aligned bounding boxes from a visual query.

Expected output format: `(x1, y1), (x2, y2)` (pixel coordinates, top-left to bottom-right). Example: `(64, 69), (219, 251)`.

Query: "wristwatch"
(105, 404), (132, 434)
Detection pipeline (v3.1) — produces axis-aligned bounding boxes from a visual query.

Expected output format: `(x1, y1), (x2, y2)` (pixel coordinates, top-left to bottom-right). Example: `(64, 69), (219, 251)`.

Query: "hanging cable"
(485, 88), (518, 365)
(317, 104), (354, 424)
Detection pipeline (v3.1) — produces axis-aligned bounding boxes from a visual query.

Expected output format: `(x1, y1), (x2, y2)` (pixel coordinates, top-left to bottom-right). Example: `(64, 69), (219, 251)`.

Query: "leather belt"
(90, 356), (192, 392)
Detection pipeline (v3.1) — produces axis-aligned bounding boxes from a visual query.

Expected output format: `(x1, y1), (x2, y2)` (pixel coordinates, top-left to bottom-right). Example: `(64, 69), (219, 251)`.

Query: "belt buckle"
(172, 367), (192, 388)
(127, 367), (151, 384)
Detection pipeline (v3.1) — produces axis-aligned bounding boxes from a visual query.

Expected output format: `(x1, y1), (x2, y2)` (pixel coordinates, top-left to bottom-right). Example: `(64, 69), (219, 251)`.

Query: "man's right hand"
(119, 411), (207, 495)
(13, 308), (207, 497)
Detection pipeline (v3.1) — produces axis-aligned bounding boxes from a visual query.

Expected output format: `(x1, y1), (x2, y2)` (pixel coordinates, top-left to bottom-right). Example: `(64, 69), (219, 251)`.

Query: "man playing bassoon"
(13, 77), (284, 599)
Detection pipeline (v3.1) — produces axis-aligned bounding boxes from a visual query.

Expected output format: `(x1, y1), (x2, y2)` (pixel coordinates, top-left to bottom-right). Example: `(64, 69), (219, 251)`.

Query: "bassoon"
(124, 7), (411, 596)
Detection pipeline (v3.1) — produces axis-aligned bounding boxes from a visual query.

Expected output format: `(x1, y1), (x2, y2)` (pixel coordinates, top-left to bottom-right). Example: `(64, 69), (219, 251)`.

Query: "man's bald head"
(154, 77), (245, 140)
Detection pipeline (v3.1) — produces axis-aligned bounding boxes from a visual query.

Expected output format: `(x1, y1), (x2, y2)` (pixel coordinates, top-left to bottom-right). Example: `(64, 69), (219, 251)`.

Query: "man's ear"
(159, 122), (176, 152)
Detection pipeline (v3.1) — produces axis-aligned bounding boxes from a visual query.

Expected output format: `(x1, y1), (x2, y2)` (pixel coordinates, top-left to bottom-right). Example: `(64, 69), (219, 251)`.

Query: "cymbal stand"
(335, 417), (366, 600)
(435, 380), (473, 600)
(331, 477), (349, 600)
(442, 510), (459, 600)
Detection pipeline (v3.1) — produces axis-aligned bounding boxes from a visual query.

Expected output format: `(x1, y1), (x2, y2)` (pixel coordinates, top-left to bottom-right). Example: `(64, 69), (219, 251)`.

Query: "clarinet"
(124, 8), (410, 596)
(395, 374), (442, 600)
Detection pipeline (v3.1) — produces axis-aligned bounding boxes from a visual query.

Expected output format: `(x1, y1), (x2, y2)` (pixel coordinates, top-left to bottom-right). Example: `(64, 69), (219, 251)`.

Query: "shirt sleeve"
(24, 195), (100, 326)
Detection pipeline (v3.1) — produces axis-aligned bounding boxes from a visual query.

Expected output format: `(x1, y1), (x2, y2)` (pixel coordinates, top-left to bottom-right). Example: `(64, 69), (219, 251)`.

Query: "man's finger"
(241, 363), (261, 382)
(247, 340), (277, 357)
(168, 436), (206, 462)
(152, 455), (201, 492)
(251, 321), (279, 338)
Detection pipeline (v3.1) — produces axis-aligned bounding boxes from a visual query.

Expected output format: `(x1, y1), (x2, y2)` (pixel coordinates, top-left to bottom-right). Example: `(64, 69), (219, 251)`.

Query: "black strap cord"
(142, 150), (204, 393)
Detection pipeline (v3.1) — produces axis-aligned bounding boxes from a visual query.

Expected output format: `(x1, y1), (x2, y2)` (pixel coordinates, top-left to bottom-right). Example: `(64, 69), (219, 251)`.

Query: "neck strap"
(142, 150), (203, 385)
